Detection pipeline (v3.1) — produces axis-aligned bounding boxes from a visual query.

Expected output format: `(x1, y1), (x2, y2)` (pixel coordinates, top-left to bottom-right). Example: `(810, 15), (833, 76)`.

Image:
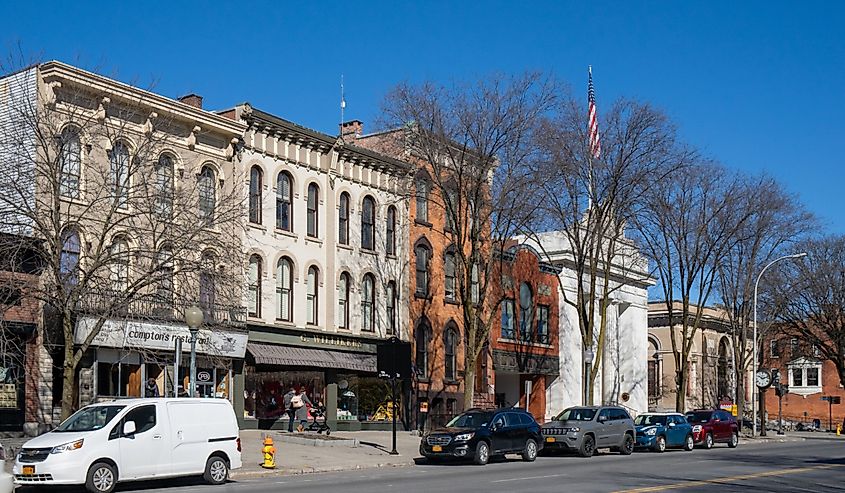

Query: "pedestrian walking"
(292, 385), (312, 432)
(145, 377), (160, 397)
(283, 383), (296, 432)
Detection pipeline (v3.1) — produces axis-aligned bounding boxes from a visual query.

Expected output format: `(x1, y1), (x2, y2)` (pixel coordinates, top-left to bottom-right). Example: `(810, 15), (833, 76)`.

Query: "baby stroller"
(306, 405), (331, 435)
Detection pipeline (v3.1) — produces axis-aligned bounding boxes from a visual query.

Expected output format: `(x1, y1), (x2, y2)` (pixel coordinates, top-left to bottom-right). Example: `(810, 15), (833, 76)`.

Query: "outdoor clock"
(755, 369), (772, 389)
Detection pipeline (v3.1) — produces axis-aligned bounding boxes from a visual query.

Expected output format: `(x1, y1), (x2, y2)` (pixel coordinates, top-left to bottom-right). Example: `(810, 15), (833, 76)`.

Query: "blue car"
(634, 413), (694, 452)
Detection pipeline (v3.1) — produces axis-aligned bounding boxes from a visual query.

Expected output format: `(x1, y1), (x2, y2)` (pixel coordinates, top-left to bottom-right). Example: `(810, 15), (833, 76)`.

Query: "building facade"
(224, 107), (412, 431)
(647, 302), (753, 413)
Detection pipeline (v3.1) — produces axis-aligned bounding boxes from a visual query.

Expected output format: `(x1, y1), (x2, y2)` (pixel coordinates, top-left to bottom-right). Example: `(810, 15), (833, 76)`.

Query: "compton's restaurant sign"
(74, 316), (248, 358)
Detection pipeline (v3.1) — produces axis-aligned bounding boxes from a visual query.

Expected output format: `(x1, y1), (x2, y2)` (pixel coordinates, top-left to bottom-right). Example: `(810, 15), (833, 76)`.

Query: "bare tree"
(376, 73), (558, 410)
(770, 235), (845, 388)
(0, 60), (245, 419)
(715, 175), (814, 422)
(531, 97), (684, 405)
(637, 163), (753, 412)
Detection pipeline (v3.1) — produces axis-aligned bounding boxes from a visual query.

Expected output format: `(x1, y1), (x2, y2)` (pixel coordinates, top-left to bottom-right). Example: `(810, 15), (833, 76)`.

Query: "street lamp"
(752, 252), (806, 437)
(184, 305), (204, 398)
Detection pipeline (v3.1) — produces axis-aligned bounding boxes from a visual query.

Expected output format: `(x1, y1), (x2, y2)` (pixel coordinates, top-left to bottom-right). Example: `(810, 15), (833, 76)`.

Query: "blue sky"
(3, 0), (843, 232)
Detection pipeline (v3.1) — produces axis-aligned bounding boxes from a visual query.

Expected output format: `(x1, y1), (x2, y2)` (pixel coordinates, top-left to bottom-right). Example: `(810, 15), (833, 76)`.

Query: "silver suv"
(541, 406), (636, 457)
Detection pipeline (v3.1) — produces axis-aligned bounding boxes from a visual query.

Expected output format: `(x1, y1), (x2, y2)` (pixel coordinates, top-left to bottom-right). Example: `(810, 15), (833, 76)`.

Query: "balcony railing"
(76, 289), (246, 328)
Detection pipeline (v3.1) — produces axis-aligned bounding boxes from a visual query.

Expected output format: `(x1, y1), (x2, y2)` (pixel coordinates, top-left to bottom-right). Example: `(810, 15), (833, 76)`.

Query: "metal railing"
(76, 289), (246, 327)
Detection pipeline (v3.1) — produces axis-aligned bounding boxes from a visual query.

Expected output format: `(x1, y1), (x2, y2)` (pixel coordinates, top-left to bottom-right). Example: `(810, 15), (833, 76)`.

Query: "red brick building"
(762, 333), (845, 430)
(491, 244), (560, 423)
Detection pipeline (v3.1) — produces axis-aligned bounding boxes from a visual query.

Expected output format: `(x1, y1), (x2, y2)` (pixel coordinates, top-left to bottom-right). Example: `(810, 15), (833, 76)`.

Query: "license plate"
(22, 466), (35, 475)
(432, 445), (442, 452)
(545, 437), (556, 443)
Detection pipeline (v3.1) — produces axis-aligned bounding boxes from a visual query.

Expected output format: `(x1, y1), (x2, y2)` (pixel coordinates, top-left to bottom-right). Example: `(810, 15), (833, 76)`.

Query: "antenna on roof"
(340, 74), (346, 131)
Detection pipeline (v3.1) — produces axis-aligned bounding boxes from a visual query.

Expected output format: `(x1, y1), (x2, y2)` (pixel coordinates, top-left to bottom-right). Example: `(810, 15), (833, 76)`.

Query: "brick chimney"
(340, 120), (363, 140)
(179, 93), (203, 109)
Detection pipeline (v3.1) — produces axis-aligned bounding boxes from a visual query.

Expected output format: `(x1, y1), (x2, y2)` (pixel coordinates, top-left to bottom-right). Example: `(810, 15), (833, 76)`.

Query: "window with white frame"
(788, 358), (823, 394)
(60, 127), (81, 198)
(770, 339), (780, 358)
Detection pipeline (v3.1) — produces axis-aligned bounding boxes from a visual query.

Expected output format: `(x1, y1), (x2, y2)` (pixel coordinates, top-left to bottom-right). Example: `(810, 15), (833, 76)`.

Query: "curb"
(230, 460), (417, 479)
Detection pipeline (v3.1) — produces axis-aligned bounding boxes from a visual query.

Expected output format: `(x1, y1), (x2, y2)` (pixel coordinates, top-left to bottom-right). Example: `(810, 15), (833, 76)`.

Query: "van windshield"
(55, 405), (125, 432)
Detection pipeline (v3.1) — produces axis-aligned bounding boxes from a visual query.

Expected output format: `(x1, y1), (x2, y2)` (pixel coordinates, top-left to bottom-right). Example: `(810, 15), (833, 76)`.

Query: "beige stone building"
(647, 301), (752, 413)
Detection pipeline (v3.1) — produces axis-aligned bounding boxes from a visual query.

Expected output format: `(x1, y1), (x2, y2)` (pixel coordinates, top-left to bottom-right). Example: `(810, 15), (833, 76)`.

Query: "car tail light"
(236, 438), (241, 452)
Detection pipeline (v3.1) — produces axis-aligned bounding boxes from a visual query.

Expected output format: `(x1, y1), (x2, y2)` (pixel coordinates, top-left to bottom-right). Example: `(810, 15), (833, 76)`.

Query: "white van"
(13, 398), (242, 493)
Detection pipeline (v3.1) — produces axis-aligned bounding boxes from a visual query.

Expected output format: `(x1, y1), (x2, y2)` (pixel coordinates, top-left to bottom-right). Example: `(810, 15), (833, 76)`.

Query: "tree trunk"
(734, 365), (746, 428)
(60, 312), (77, 421)
(675, 362), (687, 412)
(463, 359), (476, 411)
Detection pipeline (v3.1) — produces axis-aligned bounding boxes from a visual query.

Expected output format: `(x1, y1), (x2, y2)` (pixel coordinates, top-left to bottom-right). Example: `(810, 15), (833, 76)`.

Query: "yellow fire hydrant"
(837, 424), (842, 437)
(261, 436), (276, 469)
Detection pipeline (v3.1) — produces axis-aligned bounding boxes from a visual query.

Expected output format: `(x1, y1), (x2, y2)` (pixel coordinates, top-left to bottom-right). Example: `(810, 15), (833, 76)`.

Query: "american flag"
(588, 66), (601, 160)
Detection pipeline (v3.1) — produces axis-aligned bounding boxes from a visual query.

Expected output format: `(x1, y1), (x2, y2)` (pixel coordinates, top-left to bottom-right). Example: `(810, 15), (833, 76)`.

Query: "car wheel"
(684, 434), (694, 451)
(653, 435), (666, 453)
(522, 439), (538, 462)
(728, 432), (739, 448)
(619, 434), (635, 455)
(703, 433), (714, 450)
(473, 441), (490, 465)
(203, 455), (229, 485)
(85, 462), (117, 493)
(578, 435), (595, 458)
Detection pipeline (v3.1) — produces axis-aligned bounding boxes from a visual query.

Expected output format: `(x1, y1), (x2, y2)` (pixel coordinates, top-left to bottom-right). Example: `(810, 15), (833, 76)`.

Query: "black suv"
(419, 408), (543, 465)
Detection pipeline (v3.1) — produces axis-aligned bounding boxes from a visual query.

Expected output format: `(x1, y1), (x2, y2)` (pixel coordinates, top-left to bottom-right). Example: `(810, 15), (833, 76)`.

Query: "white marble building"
(522, 231), (653, 418)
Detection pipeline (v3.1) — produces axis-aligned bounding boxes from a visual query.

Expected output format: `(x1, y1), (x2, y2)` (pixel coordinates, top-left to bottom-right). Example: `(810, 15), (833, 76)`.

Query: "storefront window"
(244, 369), (324, 419)
(337, 374), (391, 421)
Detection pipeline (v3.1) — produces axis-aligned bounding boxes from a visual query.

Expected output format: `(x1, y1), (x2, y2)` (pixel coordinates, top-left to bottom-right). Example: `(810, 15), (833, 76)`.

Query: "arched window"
(155, 155), (174, 217)
(361, 196), (375, 250)
(445, 324), (458, 381)
(362, 273), (375, 332)
(199, 251), (216, 318)
(386, 281), (397, 335)
(306, 266), (319, 325)
(156, 245), (174, 303)
(59, 127), (81, 198)
(110, 141), (130, 207)
(519, 282), (534, 342)
(648, 338), (661, 399)
(276, 172), (293, 231)
(386, 206), (396, 256)
(249, 166), (263, 224)
(276, 257), (293, 322)
(198, 166), (216, 225)
(415, 176), (429, 222)
(415, 243), (430, 296)
(415, 320), (430, 378)
(60, 227), (80, 285)
(444, 248), (457, 301)
(110, 236), (130, 292)
(248, 255), (262, 317)
(307, 183), (319, 237)
(338, 272), (351, 329)
(338, 192), (350, 245)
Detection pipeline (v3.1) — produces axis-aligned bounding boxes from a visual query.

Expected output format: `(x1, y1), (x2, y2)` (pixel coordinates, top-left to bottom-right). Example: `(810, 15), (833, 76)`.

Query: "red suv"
(684, 409), (739, 449)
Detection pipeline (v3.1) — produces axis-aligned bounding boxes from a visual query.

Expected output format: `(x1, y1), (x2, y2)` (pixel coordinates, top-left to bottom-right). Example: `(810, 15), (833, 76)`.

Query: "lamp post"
(584, 347), (595, 405)
(184, 306), (204, 398)
(752, 252), (806, 436)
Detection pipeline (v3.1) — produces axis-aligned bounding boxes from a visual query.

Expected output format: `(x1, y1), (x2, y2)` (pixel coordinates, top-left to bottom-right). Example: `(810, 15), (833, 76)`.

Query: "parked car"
(419, 407), (543, 465)
(684, 409), (739, 449)
(13, 398), (242, 493)
(1, 443), (13, 493)
(634, 413), (694, 452)
(541, 406), (635, 458)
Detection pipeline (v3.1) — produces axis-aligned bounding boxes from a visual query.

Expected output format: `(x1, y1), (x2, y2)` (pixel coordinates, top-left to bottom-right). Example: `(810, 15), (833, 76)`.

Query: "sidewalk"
(231, 429), (421, 478)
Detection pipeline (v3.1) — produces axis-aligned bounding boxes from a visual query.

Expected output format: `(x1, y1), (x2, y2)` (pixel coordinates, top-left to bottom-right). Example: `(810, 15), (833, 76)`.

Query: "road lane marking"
(612, 463), (845, 492)
(491, 473), (567, 483)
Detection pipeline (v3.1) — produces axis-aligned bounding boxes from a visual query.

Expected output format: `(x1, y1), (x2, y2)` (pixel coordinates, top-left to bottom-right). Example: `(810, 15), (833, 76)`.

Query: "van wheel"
(578, 435), (595, 458)
(473, 441), (490, 465)
(522, 439), (538, 462)
(85, 462), (117, 493)
(619, 434), (635, 455)
(203, 456), (229, 485)
(684, 434), (695, 451)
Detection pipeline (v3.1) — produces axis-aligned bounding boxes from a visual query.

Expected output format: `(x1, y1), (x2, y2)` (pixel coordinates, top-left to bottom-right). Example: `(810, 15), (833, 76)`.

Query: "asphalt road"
(49, 439), (845, 493)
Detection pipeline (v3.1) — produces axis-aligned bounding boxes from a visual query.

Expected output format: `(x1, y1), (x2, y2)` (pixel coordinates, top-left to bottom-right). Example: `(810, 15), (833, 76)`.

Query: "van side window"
(124, 405), (157, 435)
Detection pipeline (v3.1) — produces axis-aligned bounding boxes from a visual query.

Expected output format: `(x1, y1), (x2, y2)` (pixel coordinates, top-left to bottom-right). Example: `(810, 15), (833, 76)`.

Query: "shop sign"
(75, 316), (248, 358)
(300, 334), (363, 349)
(197, 371), (212, 383)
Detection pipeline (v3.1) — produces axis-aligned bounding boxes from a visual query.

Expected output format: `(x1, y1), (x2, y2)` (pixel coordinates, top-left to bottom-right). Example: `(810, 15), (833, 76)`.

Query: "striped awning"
(247, 343), (376, 373)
